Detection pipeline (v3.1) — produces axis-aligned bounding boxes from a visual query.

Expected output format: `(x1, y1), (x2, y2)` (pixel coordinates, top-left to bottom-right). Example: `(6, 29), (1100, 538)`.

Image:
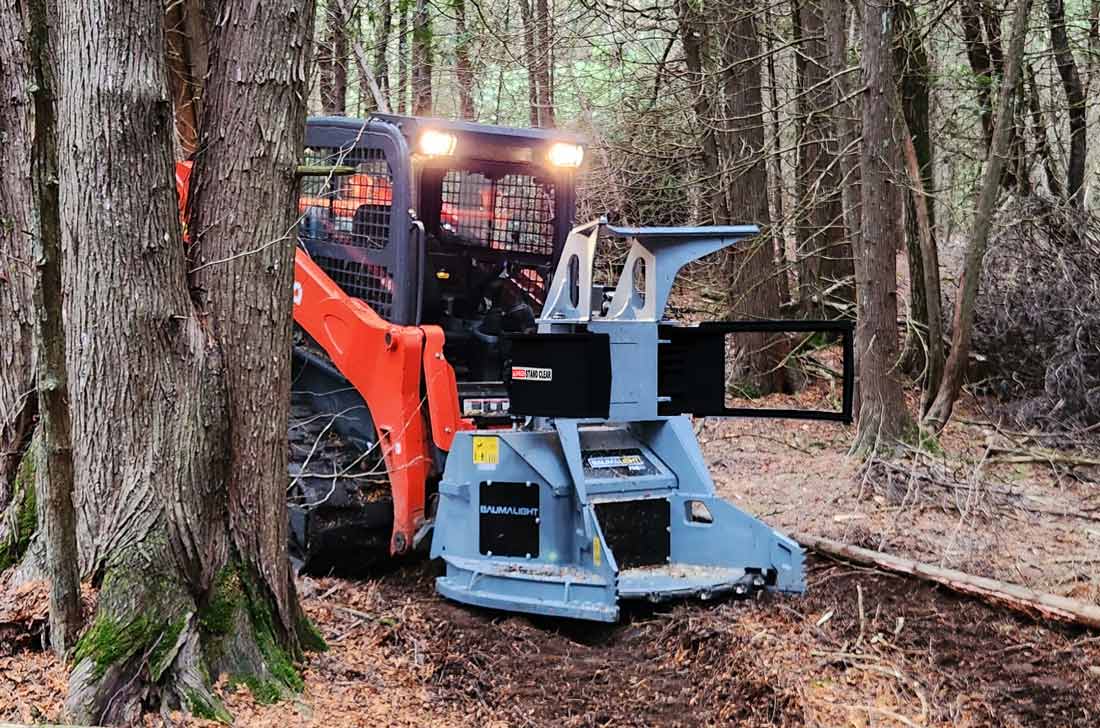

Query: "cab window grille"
(311, 254), (394, 320)
(441, 170), (556, 257)
(299, 147), (392, 251)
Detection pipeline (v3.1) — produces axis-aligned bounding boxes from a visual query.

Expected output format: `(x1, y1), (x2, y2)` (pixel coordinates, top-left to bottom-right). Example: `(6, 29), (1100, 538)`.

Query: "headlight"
(548, 142), (584, 168)
(419, 130), (457, 156)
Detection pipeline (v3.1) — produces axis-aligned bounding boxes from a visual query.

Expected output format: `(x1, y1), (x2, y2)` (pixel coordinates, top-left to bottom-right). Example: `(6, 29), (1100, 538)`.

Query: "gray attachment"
(431, 220), (805, 622)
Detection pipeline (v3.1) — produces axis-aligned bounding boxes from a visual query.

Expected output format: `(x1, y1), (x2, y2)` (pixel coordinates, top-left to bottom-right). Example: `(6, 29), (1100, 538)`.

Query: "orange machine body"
(176, 160), (472, 554)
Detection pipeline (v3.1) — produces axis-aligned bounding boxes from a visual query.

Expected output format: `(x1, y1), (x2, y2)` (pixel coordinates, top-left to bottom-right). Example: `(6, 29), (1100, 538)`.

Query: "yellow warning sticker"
(472, 436), (499, 465)
(593, 536), (602, 567)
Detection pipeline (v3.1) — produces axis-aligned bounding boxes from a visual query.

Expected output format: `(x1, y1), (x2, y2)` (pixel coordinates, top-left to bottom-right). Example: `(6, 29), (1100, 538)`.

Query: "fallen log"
(795, 533), (1100, 631)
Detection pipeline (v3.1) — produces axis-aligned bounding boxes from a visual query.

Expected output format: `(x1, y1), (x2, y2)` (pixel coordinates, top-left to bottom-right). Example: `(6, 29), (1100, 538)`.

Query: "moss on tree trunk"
(0, 446), (36, 573)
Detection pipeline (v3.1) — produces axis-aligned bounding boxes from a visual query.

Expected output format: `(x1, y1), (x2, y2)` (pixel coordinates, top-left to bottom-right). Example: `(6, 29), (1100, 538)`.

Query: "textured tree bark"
(852, 0), (910, 454)
(720, 0), (787, 395)
(1046, 0), (1086, 206)
(411, 0), (432, 115)
(373, 0), (392, 107)
(320, 0), (349, 113)
(56, 0), (319, 721)
(454, 0), (476, 120)
(895, 1), (939, 384)
(25, 0), (81, 657)
(824, 0), (861, 288)
(519, 0), (539, 128)
(762, 2), (790, 304)
(1026, 63), (1063, 199)
(0, 0), (37, 510)
(397, 3), (408, 113)
(187, 0), (315, 659)
(675, 0), (729, 224)
(924, 0), (1032, 433)
(793, 0), (852, 315)
(534, 0), (554, 127)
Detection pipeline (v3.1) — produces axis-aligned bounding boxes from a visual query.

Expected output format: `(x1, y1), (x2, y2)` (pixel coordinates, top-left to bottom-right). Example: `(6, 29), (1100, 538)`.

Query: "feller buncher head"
(431, 220), (854, 621)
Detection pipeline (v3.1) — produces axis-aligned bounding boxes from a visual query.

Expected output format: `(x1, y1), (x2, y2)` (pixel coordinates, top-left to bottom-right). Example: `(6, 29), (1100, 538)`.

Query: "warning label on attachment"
(511, 366), (553, 382)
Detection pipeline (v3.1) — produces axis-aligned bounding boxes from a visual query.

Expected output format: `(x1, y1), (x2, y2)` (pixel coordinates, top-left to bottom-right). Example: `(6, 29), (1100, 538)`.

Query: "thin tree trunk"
(57, 0), (320, 720)
(763, 2), (790, 304)
(321, 0), (349, 113)
(852, 0), (910, 453)
(1046, 0), (1087, 206)
(924, 0), (1032, 433)
(901, 128), (945, 414)
(373, 0), (392, 108)
(24, 0), (81, 657)
(520, 0), (539, 127)
(397, 3), (408, 113)
(896, 0), (937, 382)
(411, 0), (432, 115)
(721, 0), (787, 395)
(824, 0), (861, 293)
(675, 0), (729, 223)
(534, 0), (554, 127)
(0, 0), (37, 510)
(794, 0), (851, 316)
(1026, 63), (1063, 199)
(454, 0), (476, 119)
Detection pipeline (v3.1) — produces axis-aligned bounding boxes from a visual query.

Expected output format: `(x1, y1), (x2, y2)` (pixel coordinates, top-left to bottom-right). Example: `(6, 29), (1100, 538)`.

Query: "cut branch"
(797, 533), (1100, 630)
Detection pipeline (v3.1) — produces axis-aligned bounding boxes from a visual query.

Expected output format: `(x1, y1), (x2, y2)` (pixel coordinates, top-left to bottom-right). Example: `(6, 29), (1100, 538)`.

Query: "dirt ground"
(3, 392), (1099, 726)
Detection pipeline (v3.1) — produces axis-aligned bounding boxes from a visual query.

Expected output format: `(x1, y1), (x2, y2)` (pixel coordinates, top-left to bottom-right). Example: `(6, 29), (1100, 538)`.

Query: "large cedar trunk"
(187, 0), (316, 661)
(853, 0), (910, 453)
(0, 0), (37, 516)
(794, 0), (852, 315)
(720, 0), (787, 395)
(55, 0), (318, 721)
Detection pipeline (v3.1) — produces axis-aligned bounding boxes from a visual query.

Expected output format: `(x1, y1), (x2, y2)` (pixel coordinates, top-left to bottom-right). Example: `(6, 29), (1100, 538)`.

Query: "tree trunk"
(411, 0), (432, 115)
(1046, 0), (1087, 206)
(520, 0), (539, 128)
(24, 0), (81, 657)
(824, 0), (861, 294)
(397, 3), (408, 113)
(675, 0), (729, 223)
(852, 0), (910, 454)
(534, 0), (554, 127)
(794, 0), (852, 316)
(0, 0), (37, 512)
(164, 0), (207, 155)
(320, 0), (349, 113)
(373, 0), (392, 109)
(763, 2), (790, 304)
(1026, 63), (1063, 199)
(56, 0), (320, 721)
(924, 0), (1032, 433)
(896, 0), (940, 388)
(454, 0), (476, 120)
(721, 0), (787, 395)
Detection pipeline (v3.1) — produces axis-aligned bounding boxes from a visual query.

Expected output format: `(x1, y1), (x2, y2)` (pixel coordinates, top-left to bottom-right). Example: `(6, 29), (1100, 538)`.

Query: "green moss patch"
(184, 688), (232, 723)
(74, 612), (189, 681)
(0, 452), (37, 572)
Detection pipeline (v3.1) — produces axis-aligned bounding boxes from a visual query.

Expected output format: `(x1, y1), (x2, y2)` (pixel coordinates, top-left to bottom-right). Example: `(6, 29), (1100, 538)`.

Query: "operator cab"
(296, 115), (583, 421)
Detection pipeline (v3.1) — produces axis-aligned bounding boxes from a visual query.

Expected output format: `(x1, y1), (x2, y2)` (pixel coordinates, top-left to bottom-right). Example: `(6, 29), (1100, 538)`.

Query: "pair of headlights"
(418, 129), (584, 169)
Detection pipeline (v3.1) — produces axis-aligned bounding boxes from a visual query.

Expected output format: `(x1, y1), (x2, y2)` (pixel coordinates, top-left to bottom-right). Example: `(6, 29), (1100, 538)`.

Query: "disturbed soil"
(2, 384), (1099, 726)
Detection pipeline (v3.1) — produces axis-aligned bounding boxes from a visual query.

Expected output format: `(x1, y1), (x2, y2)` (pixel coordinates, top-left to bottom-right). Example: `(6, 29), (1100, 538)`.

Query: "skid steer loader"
(175, 114), (853, 620)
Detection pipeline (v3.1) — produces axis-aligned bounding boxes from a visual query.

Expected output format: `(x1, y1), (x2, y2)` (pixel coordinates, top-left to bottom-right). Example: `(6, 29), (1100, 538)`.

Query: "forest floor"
(2, 389), (1099, 727)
